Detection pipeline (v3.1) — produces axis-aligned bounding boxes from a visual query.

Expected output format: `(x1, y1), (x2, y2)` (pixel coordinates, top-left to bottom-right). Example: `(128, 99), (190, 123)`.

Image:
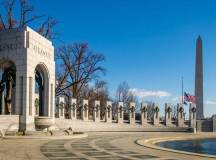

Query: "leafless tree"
(0, 0), (57, 39)
(88, 80), (109, 119)
(114, 81), (138, 121)
(146, 102), (154, 120)
(55, 43), (106, 99)
(37, 17), (58, 40)
(116, 81), (137, 109)
(116, 81), (130, 103)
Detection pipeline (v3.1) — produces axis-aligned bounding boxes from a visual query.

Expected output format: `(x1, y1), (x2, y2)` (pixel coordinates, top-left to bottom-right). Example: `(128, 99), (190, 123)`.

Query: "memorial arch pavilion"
(0, 27), (55, 131)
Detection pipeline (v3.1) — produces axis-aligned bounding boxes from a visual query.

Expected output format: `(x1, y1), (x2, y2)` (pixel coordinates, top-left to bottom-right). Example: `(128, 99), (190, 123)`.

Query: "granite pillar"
(177, 103), (184, 127)
(129, 102), (135, 124)
(93, 100), (100, 122)
(69, 98), (77, 120)
(57, 97), (65, 119)
(81, 99), (88, 121)
(117, 102), (124, 123)
(189, 103), (197, 128)
(152, 103), (160, 126)
(165, 103), (172, 126)
(140, 103), (148, 126)
(105, 101), (112, 123)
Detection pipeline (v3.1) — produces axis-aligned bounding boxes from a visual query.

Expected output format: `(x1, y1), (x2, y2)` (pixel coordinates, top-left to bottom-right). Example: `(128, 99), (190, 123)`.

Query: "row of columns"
(56, 98), (197, 128)
(163, 103), (196, 128)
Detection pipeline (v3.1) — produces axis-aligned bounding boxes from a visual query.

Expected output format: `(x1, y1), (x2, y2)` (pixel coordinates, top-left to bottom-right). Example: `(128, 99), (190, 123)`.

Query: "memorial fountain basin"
(35, 116), (54, 129)
(136, 135), (216, 158)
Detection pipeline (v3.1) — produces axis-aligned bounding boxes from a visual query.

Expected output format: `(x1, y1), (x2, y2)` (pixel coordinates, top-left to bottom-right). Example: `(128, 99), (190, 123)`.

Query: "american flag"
(184, 92), (196, 103)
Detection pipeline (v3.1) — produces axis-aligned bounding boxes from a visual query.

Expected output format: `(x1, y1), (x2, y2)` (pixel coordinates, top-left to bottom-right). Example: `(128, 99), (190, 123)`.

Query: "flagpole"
(182, 76), (184, 104)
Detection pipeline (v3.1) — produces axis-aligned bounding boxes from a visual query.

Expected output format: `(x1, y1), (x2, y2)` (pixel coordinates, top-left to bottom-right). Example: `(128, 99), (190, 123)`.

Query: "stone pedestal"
(152, 103), (160, 126)
(117, 102), (124, 123)
(177, 103), (184, 127)
(105, 101), (112, 123)
(93, 100), (100, 122)
(81, 99), (88, 121)
(165, 103), (172, 126)
(129, 102), (135, 124)
(189, 103), (196, 128)
(57, 97), (65, 119)
(69, 98), (77, 120)
(140, 103), (147, 126)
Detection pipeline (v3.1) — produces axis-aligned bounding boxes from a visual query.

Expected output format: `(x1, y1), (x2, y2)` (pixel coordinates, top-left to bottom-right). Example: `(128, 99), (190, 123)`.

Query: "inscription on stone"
(30, 43), (51, 59)
(0, 42), (22, 52)
(0, 42), (51, 59)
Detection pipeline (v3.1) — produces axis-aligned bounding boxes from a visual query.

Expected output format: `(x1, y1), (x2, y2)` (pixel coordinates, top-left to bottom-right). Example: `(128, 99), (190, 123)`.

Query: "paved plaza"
(0, 132), (215, 160)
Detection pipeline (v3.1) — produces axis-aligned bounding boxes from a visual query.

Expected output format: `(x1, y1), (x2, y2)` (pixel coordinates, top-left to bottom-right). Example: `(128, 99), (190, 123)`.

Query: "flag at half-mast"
(184, 92), (196, 103)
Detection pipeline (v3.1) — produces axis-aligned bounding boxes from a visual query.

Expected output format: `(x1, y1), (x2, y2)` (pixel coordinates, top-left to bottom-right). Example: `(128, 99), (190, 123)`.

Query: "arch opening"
(35, 64), (49, 117)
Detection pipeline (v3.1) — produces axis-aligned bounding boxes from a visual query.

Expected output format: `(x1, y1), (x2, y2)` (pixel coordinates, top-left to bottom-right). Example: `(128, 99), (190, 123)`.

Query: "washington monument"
(195, 36), (204, 119)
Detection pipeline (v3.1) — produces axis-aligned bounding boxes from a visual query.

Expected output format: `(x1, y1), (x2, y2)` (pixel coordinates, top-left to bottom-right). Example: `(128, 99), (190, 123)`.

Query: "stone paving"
(41, 135), (160, 160)
(0, 132), (215, 160)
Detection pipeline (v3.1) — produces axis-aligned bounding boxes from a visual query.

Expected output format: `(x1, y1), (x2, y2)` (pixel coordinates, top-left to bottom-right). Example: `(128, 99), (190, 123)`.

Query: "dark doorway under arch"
(35, 64), (49, 117)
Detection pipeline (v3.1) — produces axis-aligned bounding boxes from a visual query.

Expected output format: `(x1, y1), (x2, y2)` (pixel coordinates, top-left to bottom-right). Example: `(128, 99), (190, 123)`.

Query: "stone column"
(19, 75), (35, 131)
(1, 93), (5, 115)
(105, 101), (112, 123)
(69, 98), (77, 120)
(189, 103), (196, 128)
(177, 103), (184, 127)
(152, 103), (160, 126)
(165, 103), (172, 126)
(117, 102), (124, 123)
(57, 97), (65, 119)
(93, 100), (100, 122)
(129, 102), (135, 124)
(212, 115), (216, 132)
(81, 99), (88, 121)
(140, 103), (148, 126)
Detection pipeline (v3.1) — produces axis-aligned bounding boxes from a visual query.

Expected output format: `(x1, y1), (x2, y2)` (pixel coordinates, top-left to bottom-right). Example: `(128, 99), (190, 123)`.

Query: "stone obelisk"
(195, 35), (204, 119)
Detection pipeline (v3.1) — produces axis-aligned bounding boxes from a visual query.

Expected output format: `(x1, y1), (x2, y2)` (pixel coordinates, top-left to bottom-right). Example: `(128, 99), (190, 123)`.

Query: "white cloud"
(206, 100), (216, 105)
(129, 88), (171, 98)
(172, 96), (183, 102)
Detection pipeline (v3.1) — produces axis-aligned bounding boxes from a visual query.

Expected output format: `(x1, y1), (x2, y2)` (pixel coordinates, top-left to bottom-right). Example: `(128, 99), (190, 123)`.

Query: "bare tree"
(89, 80), (109, 119)
(0, 0), (57, 39)
(116, 81), (129, 103)
(146, 102), (154, 120)
(37, 17), (58, 40)
(113, 82), (137, 122)
(55, 43), (106, 99)
(115, 81), (137, 110)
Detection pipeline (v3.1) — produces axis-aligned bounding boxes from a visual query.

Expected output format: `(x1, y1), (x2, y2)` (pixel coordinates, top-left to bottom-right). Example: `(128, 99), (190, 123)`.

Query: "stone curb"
(0, 133), (88, 140)
(135, 134), (216, 159)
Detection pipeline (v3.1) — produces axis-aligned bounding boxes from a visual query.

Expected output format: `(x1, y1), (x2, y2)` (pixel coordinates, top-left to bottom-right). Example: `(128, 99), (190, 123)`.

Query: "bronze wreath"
(83, 104), (88, 111)
(71, 103), (76, 110)
(141, 106), (147, 112)
(166, 107), (172, 113)
(191, 107), (196, 113)
(95, 105), (100, 111)
(178, 107), (184, 113)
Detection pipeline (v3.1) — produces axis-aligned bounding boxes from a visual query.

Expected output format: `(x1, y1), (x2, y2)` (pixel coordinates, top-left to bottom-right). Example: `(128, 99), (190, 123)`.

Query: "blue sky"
(21, 0), (216, 116)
